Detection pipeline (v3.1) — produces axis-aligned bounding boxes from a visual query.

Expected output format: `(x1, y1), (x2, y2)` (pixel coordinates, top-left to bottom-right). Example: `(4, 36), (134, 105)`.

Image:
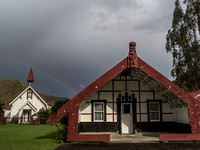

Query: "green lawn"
(0, 124), (61, 150)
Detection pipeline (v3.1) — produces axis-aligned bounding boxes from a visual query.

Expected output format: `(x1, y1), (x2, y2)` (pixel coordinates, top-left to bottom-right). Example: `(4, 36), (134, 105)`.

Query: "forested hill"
(0, 77), (63, 106)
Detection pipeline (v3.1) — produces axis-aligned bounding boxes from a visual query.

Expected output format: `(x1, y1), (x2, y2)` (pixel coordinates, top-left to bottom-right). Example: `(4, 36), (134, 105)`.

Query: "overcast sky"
(0, 0), (176, 98)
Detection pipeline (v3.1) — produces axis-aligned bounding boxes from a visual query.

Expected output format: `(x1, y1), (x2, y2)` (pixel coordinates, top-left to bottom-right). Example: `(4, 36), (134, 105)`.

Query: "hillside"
(0, 77), (62, 106)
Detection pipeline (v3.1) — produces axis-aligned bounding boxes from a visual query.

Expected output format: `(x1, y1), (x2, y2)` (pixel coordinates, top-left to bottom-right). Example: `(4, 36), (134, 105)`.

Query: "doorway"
(121, 103), (133, 134)
(22, 109), (31, 123)
(117, 92), (137, 134)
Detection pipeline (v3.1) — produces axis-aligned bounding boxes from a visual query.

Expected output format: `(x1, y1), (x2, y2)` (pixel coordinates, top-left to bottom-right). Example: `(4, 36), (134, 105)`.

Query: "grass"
(0, 124), (61, 150)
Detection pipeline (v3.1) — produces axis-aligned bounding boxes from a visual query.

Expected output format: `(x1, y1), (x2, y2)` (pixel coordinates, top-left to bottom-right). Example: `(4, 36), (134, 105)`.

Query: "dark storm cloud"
(0, 0), (176, 98)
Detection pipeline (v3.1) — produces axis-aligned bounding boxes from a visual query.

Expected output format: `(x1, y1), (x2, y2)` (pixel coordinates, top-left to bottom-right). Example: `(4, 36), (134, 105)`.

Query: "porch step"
(79, 132), (161, 143)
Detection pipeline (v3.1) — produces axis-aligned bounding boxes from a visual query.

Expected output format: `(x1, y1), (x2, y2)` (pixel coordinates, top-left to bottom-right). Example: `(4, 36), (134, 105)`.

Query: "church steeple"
(27, 67), (34, 86)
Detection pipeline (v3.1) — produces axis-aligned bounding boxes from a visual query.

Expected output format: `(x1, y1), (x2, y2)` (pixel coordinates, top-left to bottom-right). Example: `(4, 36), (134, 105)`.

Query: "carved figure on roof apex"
(128, 42), (138, 68)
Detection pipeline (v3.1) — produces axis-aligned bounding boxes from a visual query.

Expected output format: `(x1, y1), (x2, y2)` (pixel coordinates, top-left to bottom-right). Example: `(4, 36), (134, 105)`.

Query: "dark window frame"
(91, 100), (107, 122)
(146, 100), (162, 122)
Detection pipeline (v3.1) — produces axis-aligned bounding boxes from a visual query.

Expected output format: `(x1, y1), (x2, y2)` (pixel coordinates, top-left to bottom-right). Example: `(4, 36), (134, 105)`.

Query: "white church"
(3, 68), (50, 124)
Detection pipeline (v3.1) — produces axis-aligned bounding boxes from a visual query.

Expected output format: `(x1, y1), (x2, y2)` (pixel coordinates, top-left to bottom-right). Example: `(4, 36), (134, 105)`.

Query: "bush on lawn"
(36, 108), (51, 124)
(11, 117), (18, 124)
(51, 99), (69, 143)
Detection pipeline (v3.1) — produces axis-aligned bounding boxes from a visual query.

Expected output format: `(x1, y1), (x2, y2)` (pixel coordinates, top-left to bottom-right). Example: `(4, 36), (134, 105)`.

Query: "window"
(149, 102), (160, 121)
(147, 100), (162, 122)
(91, 100), (106, 122)
(27, 89), (33, 99)
(94, 103), (104, 121)
(122, 104), (131, 114)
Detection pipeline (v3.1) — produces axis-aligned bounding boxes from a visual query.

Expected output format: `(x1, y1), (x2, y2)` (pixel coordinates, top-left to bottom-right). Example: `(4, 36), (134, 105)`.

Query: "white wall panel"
(81, 115), (91, 122)
(162, 103), (172, 113)
(114, 81), (125, 90)
(140, 82), (152, 90)
(113, 103), (117, 113)
(155, 93), (163, 99)
(136, 103), (140, 113)
(127, 76), (131, 80)
(141, 114), (148, 122)
(133, 92), (139, 101)
(163, 114), (173, 121)
(106, 115), (113, 122)
(114, 92), (120, 102)
(172, 107), (190, 124)
(107, 103), (113, 113)
(127, 81), (138, 90)
(141, 92), (153, 101)
(101, 81), (112, 90)
(80, 103), (91, 113)
(114, 115), (117, 122)
(140, 103), (147, 113)
(100, 92), (112, 102)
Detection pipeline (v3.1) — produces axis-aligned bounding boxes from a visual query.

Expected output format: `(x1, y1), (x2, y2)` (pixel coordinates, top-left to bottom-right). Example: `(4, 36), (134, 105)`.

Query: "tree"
(166, 0), (200, 91)
(51, 99), (69, 143)
(0, 102), (4, 119)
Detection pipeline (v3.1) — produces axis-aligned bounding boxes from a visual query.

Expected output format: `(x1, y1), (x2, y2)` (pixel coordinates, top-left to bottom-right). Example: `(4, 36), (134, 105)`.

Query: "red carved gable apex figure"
(27, 67), (34, 85)
(128, 42), (138, 68)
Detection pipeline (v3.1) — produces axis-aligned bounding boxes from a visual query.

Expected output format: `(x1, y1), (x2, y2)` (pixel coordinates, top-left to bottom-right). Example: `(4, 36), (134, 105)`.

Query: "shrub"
(51, 99), (69, 143)
(55, 123), (68, 143)
(36, 108), (51, 124)
(11, 117), (18, 124)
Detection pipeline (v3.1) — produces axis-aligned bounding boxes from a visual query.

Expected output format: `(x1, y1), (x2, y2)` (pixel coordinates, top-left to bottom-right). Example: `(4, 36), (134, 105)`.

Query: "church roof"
(3, 104), (12, 110)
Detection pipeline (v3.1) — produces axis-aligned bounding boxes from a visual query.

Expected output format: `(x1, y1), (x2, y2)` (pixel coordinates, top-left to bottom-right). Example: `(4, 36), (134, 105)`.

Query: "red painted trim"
(68, 134), (110, 143)
(107, 113), (117, 115)
(3, 104), (12, 110)
(81, 113), (91, 115)
(28, 102), (37, 111)
(35, 90), (50, 105)
(159, 134), (200, 143)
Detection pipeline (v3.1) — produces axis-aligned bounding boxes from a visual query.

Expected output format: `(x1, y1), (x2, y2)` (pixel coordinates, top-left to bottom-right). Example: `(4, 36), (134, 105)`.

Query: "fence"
(0, 117), (49, 125)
